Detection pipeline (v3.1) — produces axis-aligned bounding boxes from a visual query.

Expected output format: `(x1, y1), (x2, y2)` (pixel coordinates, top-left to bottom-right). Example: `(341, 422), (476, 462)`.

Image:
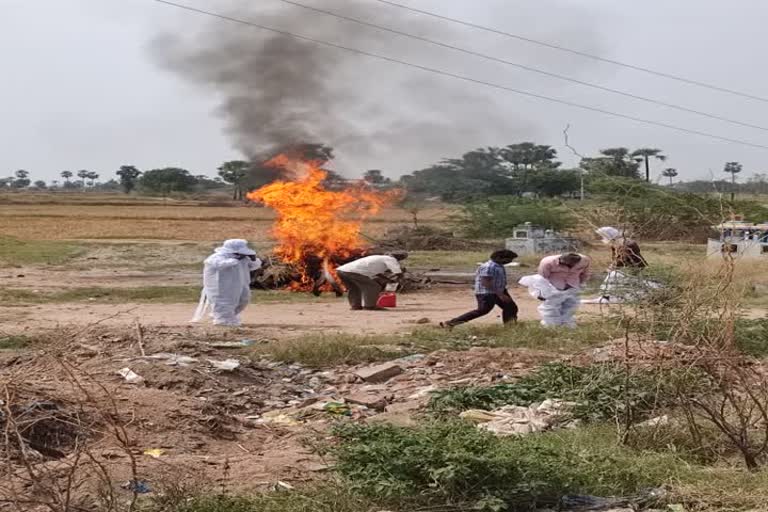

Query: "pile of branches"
(374, 225), (495, 252)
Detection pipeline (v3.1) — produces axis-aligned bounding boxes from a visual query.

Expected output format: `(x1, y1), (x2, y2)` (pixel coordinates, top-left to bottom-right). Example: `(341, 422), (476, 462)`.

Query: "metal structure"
(505, 222), (580, 256)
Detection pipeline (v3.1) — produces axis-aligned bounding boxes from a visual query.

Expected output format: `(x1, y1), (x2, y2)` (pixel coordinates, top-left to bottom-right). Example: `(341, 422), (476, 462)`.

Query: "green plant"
(0, 335), (31, 350)
(429, 362), (682, 422)
(459, 197), (575, 238)
(332, 421), (682, 510)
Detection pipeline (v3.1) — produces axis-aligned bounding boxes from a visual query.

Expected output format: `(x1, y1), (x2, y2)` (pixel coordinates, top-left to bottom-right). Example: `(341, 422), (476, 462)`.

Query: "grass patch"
(257, 321), (620, 368)
(0, 287), (335, 305)
(331, 420), (685, 511)
(0, 237), (84, 266)
(0, 335), (32, 350)
(146, 485), (374, 512)
(429, 362), (684, 422)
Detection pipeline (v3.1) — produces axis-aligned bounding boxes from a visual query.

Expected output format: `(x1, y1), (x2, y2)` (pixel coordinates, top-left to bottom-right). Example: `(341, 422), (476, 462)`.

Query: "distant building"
(505, 222), (580, 256)
(707, 219), (768, 259)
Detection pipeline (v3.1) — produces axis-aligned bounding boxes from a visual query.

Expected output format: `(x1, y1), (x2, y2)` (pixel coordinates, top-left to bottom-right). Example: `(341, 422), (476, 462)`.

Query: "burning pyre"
(246, 155), (397, 292)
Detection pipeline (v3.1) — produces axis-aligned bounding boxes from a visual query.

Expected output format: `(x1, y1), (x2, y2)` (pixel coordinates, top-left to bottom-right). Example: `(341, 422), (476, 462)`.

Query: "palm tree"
(631, 148), (666, 182)
(661, 168), (678, 185)
(724, 161), (743, 201)
(60, 170), (73, 184)
(76, 170), (89, 190)
(87, 172), (99, 188)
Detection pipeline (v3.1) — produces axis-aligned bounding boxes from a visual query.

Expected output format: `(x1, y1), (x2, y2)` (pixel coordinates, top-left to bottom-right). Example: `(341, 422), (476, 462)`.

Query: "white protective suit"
(519, 274), (580, 328)
(191, 239), (262, 327)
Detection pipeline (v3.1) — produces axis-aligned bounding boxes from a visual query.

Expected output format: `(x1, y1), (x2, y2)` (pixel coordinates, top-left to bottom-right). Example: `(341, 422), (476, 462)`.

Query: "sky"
(2, 0), (768, 184)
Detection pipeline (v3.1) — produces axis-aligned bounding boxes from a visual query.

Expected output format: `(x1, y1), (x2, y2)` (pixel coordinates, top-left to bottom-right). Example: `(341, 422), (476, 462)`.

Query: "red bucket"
(376, 292), (397, 308)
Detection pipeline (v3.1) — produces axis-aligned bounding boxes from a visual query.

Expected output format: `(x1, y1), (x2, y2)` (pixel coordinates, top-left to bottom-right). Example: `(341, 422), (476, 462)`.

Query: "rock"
(355, 363), (403, 383)
(345, 391), (390, 411)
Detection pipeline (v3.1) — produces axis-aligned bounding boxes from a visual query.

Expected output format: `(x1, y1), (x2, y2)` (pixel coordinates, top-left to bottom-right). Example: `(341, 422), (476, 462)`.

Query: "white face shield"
(596, 227), (621, 244)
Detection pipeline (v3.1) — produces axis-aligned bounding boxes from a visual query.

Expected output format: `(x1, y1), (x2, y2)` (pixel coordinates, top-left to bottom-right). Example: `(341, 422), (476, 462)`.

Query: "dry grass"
(0, 200), (450, 241)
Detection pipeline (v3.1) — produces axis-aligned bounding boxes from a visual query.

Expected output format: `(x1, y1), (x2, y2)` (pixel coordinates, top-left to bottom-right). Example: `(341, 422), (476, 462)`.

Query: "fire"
(246, 154), (395, 290)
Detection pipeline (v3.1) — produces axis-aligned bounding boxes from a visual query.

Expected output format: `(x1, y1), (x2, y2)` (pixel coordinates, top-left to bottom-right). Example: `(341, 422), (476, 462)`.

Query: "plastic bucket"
(376, 292), (397, 308)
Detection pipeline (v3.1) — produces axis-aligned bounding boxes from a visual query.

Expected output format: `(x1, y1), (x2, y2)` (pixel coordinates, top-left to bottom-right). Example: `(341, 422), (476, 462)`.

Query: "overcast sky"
(3, 0), (768, 183)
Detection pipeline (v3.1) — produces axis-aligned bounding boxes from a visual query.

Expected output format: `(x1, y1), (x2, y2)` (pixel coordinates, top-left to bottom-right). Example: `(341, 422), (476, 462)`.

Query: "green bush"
(332, 421), (682, 510)
(458, 197), (575, 238)
(429, 362), (681, 422)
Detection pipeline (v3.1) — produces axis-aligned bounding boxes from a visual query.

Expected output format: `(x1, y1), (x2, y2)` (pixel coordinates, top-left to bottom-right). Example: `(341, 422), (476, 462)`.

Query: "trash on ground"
(143, 448), (165, 458)
(117, 368), (144, 385)
(559, 487), (667, 511)
(208, 358), (240, 371)
(146, 353), (197, 367)
(460, 399), (576, 436)
(123, 480), (152, 494)
(323, 401), (352, 416)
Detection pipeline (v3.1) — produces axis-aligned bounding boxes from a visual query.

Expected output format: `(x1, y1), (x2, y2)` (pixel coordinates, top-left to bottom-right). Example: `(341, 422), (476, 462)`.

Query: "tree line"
(0, 142), (756, 200)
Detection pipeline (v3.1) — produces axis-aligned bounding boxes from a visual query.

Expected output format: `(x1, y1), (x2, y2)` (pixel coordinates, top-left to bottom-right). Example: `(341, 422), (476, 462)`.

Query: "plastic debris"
(117, 368), (144, 385)
(208, 358), (240, 371)
(323, 402), (352, 416)
(258, 410), (300, 426)
(274, 481), (294, 491)
(123, 480), (152, 494)
(559, 487), (666, 511)
(460, 399), (576, 436)
(146, 353), (197, 367)
(143, 449), (165, 458)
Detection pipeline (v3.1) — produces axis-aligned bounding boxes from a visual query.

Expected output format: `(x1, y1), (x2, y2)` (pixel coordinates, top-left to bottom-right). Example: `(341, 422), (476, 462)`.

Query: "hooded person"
(583, 227), (653, 304)
(191, 239), (262, 326)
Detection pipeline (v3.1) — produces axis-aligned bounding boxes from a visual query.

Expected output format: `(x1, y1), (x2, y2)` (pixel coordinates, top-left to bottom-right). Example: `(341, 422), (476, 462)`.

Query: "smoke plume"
(152, 0), (600, 175)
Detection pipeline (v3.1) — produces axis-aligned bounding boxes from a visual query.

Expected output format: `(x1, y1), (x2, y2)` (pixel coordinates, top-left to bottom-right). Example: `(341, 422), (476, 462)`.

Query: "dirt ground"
(2, 288), (604, 335)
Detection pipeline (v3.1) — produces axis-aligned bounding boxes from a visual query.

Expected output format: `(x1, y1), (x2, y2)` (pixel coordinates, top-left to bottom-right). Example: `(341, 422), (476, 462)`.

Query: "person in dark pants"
(441, 249), (518, 328)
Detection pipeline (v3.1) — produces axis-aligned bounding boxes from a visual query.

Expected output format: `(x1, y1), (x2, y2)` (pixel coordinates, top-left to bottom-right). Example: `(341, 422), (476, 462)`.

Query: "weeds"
(429, 362), (685, 423)
(332, 420), (682, 510)
(0, 335), (31, 350)
(257, 321), (619, 367)
(0, 237), (84, 266)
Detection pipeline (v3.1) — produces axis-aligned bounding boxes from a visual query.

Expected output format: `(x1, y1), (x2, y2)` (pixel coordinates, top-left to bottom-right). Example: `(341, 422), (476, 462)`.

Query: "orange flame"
(246, 154), (396, 290)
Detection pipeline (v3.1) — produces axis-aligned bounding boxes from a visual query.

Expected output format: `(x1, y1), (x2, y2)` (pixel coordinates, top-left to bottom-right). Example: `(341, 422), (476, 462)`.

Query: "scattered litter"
(461, 399), (576, 436)
(559, 487), (666, 511)
(637, 415), (671, 428)
(146, 353), (197, 367)
(239, 338), (257, 346)
(407, 385), (436, 400)
(323, 402), (351, 416)
(207, 358), (240, 371)
(258, 411), (300, 426)
(123, 480), (152, 494)
(274, 481), (294, 491)
(397, 354), (427, 364)
(143, 449), (165, 459)
(208, 340), (262, 349)
(117, 368), (144, 385)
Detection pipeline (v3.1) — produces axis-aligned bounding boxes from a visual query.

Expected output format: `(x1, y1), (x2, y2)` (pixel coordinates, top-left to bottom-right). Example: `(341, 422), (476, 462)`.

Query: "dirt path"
(1, 289), (605, 335)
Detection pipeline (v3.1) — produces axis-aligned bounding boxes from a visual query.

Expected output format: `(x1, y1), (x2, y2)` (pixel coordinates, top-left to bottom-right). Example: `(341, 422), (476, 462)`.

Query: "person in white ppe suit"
(192, 239), (262, 326)
(520, 253), (591, 328)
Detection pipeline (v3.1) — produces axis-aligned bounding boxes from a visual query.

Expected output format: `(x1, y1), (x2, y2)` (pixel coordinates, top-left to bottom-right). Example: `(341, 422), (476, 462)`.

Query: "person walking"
(191, 239), (262, 327)
(336, 252), (407, 310)
(522, 253), (590, 328)
(441, 249), (518, 328)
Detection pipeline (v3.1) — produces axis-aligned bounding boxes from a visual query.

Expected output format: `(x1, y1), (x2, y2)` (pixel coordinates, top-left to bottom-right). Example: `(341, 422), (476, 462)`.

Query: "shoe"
(439, 322), (454, 331)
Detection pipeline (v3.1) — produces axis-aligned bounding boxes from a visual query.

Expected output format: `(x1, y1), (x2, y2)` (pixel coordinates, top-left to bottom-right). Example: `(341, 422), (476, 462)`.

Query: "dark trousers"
(337, 271), (382, 309)
(448, 291), (518, 326)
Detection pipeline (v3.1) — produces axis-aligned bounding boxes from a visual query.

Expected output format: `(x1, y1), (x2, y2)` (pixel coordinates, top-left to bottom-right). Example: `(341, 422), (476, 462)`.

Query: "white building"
(706, 221), (768, 259)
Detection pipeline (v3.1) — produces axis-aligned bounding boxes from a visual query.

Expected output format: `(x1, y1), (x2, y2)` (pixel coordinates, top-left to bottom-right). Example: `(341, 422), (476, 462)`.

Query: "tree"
(11, 169), (31, 189)
(76, 170), (90, 190)
(363, 169), (391, 186)
(661, 168), (678, 185)
(60, 170), (73, 184)
(116, 165), (142, 194)
(581, 148), (642, 180)
(138, 167), (198, 196)
(87, 172), (99, 188)
(217, 160), (250, 200)
(33, 180), (47, 189)
(631, 148), (666, 182)
(724, 161), (743, 201)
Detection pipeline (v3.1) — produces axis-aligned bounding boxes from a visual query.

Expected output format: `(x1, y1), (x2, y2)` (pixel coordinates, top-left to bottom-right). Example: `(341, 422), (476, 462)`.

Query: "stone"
(355, 363), (403, 383)
(345, 392), (390, 411)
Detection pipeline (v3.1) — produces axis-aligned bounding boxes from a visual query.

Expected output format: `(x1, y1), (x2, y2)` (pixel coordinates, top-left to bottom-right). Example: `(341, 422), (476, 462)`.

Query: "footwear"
(350, 306), (363, 311)
(439, 322), (455, 331)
